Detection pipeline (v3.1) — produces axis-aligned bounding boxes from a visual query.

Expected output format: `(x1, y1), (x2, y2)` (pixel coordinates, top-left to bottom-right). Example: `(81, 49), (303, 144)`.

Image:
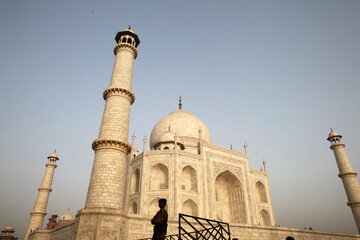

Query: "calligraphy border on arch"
(212, 161), (244, 180)
(205, 151), (247, 165)
(148, 159), (170, 168)
(180, 159), (199, 169)
(181, 194), (199, 204)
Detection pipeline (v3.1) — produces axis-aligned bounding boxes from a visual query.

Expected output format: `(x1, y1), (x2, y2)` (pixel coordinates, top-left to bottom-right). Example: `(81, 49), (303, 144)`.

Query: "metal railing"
(138, 214), (230, 240)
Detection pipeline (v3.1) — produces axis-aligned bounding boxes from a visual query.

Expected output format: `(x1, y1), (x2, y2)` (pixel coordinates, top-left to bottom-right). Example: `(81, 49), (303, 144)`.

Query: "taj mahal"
(22, 28), (360, 240)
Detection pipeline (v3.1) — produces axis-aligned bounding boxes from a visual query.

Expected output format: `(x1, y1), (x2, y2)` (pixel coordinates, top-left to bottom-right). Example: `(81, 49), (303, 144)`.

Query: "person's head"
(158, 198), (167, 209)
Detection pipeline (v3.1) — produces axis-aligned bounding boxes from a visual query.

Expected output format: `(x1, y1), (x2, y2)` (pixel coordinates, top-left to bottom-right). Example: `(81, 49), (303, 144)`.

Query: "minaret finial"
(230, 144), (233, 150)
(330, 128), (333, 132)
(263, 159), (267, 173)
(178, 96), (182, 109)
(128, 25), (131, 30)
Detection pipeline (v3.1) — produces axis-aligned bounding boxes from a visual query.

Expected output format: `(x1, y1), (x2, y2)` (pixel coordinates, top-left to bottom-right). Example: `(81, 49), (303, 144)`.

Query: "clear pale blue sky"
(1, 0), (360, 238)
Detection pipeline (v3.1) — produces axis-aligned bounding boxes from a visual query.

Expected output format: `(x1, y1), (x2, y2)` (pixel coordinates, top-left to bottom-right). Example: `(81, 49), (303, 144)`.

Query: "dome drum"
(153, 141), (185, 151)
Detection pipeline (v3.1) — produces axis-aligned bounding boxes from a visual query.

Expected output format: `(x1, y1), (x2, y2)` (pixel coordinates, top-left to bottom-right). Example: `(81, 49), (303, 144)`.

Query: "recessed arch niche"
(256, 181), (267, 203)
(215, 170), (246, 223)
(182, 199), (198, 216)
(131, 168), (140, 194)
(150, 163), (168, 190)
(129, 201), (137, 214)
(181, 165), (197, 192)
(259, 209), (271, 226)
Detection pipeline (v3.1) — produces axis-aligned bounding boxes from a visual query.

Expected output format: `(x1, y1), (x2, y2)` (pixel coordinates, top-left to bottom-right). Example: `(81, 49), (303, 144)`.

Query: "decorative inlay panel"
(212, 161), (243, 180)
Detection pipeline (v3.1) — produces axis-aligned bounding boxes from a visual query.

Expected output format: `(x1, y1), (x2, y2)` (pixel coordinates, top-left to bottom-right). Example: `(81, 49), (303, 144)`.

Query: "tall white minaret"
(25, 151), (59, 240)
(76, 28), (140, 240)
(327, 130), (360, 233)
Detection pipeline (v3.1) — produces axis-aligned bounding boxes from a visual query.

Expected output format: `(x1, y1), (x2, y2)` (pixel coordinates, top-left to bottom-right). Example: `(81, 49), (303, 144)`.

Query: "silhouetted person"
(151, 198), (168, 240)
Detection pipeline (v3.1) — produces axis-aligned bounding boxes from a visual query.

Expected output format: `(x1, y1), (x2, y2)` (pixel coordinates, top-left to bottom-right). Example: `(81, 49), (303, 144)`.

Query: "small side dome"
(327, 129), (342, 141)
(115, 28), (140, 47)
(48, 151), (59, 160)
(328, 130), (340, 138)
(3, 225), (15, 232)
(59, 210), (74, 221)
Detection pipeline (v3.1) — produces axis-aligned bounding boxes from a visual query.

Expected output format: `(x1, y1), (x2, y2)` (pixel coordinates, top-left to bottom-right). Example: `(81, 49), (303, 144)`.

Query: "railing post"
(179, 214), (181, 240)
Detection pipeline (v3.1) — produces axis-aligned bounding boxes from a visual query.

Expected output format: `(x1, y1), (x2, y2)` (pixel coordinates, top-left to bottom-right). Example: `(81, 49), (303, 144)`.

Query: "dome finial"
(128, 25), (131, 30)
(263, 159), (267, 172)
(178, 96), (182, 109)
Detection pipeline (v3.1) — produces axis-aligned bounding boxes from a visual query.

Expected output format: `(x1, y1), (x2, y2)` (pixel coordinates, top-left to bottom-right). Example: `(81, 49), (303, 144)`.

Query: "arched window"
(256, 181), (268, 203)
(286, 237), (295, 240)
(127, 38), (132, 44)
(164, 146), (169, 150)
(215, 171), (246, 223)
(129, 201), (137, 214)
(131, 169), (140, 194)
(259, 209), (271, 226)
(121, 37), (126, 43)
(150, 163), (168, 190)
(182, 199), (198, 216)
(181, 166), (197, 192)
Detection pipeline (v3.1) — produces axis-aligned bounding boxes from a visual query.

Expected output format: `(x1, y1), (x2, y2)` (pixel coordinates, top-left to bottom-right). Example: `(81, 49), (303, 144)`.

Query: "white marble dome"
(59, 210), (74, 221)
(150, 109), (211, 149)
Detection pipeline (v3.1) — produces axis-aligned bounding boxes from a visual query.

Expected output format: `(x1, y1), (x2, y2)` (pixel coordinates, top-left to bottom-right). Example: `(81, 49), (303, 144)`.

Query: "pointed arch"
(256, 181), (268, 203)
(104, 236), (112, 240)
(82, 236), (91, 240)
(131, 168), (140, 194)
(181, 165), (197, 192)
(215, 170), (247, 223)
(259, 209), (271, 226)
(150, 163), (168, 190)
(182, 199), (198, 216)
(129, 201), (137, 214)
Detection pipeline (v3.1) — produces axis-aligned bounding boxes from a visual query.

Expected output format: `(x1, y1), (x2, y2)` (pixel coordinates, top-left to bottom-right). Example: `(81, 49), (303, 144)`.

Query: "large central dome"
(150, 109), (211, 149)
